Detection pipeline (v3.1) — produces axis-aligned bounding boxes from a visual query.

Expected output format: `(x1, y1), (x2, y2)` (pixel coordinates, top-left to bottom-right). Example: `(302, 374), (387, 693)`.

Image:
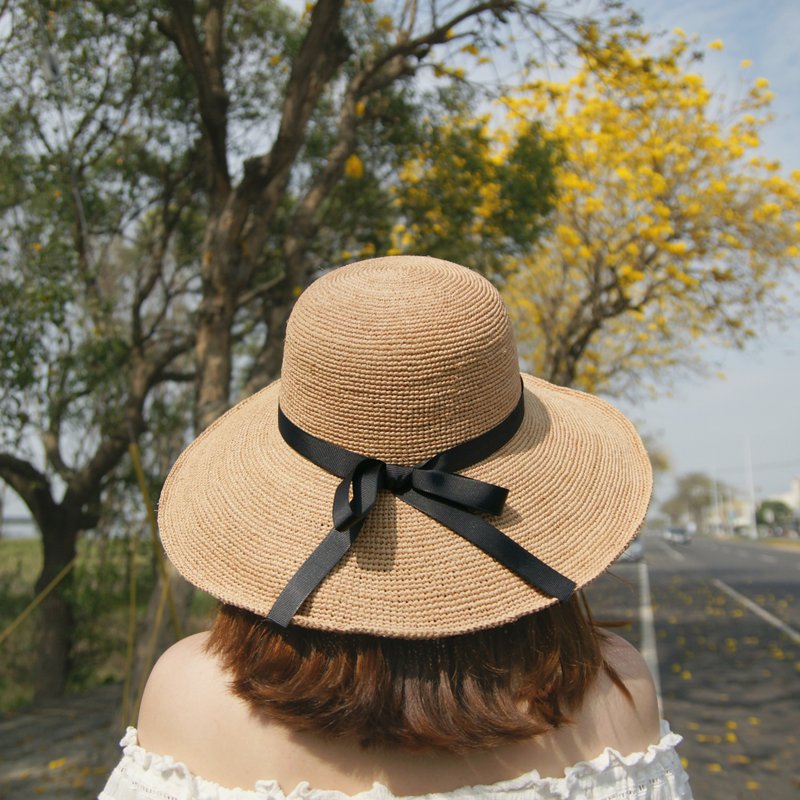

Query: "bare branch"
(0, 452), (55, 521)
(237, 274), (287, 308)
(160, 0), (231, 199)
(238, 0), (350, 205)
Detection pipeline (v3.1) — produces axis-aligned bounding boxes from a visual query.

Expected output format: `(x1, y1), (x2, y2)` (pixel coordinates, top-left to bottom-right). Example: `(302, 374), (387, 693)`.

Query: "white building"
(768, 477), (800, 513)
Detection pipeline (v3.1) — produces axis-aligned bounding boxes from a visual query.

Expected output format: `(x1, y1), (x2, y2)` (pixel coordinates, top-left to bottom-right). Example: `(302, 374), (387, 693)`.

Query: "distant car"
(617, 537), (644, 562)
(664, 527), (692, 544)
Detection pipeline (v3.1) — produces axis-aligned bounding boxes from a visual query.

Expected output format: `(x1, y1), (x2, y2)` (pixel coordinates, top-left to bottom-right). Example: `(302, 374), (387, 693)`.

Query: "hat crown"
(279, 256), (521, 462)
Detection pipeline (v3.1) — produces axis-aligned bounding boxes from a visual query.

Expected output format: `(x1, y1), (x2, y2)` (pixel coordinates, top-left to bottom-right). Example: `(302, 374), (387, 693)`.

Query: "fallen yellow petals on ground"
(726, 720), (738, 730)
(48, 758), (66, 770)
(746, 780), (761, 790)
(706, 763), (723, 772)
(728, 754), (751, 765)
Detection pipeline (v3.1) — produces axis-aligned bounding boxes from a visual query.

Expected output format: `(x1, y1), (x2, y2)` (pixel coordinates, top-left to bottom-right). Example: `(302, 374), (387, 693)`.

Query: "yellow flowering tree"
(390, 92), (558, 273)
(501, 35), (800, 395)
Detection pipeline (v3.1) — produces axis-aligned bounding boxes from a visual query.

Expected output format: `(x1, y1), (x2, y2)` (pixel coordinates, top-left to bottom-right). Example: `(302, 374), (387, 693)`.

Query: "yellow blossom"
(344, 153), (364, 179)
(397, 32), (800, 397)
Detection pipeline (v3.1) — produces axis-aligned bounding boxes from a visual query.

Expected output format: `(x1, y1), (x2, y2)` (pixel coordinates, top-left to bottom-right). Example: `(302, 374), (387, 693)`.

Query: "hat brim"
(159, 373), (651, 637)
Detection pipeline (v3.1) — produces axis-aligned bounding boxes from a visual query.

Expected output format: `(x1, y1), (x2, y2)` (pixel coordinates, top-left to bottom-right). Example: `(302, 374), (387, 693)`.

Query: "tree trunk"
(33, 510), (80, 701)
(243, 296), (293, 396)
(194, 285), (237, 431)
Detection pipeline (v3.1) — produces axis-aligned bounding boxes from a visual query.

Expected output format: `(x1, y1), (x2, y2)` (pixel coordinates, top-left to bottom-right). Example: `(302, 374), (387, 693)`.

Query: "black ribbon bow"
(268, 389), (576, 627)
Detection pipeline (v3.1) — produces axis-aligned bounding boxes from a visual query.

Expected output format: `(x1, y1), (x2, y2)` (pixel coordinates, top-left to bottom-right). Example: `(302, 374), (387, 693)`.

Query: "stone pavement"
(0, 684), (123, 799)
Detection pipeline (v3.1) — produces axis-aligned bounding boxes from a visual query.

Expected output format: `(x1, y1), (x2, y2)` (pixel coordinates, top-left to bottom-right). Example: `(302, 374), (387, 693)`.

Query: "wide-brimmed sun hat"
(159, 256), (651, 637)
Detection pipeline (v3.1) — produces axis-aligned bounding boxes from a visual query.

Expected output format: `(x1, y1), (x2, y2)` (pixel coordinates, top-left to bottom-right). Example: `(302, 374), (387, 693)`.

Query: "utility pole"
(745, 437), (758, 539)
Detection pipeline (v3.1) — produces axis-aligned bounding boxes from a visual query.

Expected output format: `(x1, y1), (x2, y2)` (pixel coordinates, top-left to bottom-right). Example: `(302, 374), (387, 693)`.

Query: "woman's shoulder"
(136, 632), (238, 754)
(580, 631), (661, 753)
(138, 631), (217, 703)
(601, 629), (652, 667)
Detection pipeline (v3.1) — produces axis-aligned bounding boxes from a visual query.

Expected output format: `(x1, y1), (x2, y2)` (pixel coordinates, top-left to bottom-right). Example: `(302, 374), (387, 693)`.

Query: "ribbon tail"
(267, 522), (363, 627)
(402, 491), (576, 602)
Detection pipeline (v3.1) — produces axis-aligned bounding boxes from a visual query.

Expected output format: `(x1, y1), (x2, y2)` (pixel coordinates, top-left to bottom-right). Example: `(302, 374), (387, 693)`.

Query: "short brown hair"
(207, 594), (624, 752)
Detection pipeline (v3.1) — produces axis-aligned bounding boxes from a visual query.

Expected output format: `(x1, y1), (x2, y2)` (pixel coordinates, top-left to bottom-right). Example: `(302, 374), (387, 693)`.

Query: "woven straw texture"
(159, 256), (652, 637)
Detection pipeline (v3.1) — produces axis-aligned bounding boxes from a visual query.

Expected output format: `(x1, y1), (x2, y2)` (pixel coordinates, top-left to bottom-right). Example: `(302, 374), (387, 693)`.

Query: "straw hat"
(159, 256), (651, 637)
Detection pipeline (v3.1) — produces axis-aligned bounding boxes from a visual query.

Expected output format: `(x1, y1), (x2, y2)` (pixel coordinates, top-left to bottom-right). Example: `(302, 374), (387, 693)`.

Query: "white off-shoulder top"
(98, 722), (693, 800)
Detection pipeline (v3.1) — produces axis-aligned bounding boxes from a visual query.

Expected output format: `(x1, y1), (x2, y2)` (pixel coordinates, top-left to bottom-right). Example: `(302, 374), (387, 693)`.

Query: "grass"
(0, 536), (216, 712)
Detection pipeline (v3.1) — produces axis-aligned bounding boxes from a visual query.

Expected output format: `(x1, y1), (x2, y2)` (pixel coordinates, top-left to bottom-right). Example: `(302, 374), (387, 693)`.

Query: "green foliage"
(0, 534), (215, 709)
(496, 123), (561, 251)
(0, 538), (42, 708)
(392, 87), (558, 273)
(756, 499), (794, 527)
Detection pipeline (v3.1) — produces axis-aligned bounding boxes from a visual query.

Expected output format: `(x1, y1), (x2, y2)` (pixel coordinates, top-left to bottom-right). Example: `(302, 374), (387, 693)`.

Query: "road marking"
(656, 540), (686, 561)
(638, 561), (663, 716)
(712, 579), (800, 644)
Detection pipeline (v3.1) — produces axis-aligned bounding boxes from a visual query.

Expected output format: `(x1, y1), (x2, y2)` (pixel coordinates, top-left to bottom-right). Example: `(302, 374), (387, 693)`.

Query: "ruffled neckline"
(119, 721), (683, 799)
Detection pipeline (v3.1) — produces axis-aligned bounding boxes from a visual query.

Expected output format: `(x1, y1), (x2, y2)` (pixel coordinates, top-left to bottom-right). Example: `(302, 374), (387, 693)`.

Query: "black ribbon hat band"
(268, 386), (576, 628)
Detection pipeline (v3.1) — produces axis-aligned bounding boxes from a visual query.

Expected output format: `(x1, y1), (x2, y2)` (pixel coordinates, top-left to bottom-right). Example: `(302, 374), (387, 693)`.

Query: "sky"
(612, 0), (800, 506)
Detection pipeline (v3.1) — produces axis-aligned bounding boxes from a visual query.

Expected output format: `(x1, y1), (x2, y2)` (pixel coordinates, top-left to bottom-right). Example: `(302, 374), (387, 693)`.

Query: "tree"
(134, 0), (648, 693)
(660, 471), (737, 533)
(500, 33), (800, 396)
(643, 435), (670, 482)
(0, 0), (199, 697)
(0, 0), (645, 698)
(660, 472), (714, 530)
(756, 499), (794, 528)
(390, 89), (558, 275)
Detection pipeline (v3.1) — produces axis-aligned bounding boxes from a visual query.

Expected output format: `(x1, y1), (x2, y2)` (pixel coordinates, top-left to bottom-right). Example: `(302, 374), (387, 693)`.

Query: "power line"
(713, 458), (800, 474)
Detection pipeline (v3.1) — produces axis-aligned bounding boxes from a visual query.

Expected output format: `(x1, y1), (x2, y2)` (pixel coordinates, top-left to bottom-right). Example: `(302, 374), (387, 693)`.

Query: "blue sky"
(616, 0), (800, 503)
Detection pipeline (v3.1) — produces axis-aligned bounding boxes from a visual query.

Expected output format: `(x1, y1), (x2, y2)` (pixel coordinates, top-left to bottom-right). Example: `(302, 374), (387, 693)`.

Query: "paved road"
(0, 684), (119, 798)
(2, 535), (797, 799)
(586, 535), (800, 800)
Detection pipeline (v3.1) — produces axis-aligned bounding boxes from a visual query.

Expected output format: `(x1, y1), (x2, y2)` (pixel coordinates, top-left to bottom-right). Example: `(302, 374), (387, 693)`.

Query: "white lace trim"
(100, 722), (691, 800)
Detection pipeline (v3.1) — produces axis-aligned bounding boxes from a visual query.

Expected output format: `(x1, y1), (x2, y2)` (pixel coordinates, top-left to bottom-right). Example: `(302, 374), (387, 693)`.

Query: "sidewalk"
(0, 684), (122, 799)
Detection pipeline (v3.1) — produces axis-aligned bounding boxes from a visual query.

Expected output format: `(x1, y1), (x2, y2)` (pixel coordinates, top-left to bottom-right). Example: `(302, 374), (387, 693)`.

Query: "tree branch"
(238, 0), (350, 204)
(160, 0), (230, 200)
(0, 453), (56, 524)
